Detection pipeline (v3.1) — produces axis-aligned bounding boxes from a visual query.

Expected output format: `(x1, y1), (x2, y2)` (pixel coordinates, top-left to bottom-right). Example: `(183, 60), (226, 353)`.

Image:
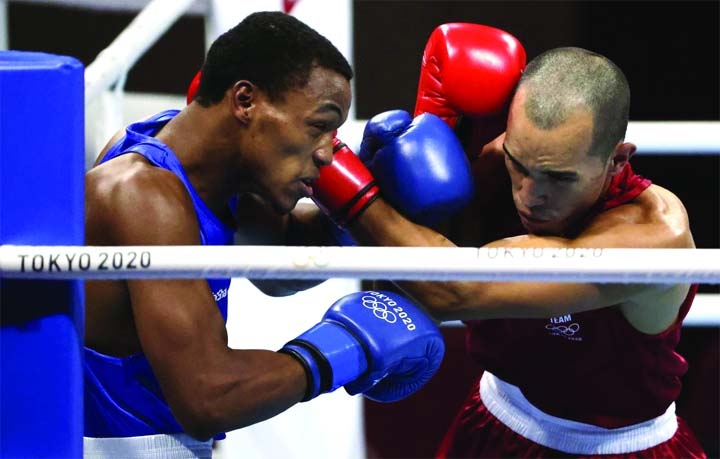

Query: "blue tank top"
(84, 110), (235, 438)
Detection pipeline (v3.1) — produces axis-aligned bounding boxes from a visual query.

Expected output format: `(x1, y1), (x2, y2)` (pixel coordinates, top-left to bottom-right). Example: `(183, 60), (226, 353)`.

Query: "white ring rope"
(1, 245), (718, 284)
(338, 120), (720, 155)
(624, 121), (720, 154)
(83, 0), (197, 105)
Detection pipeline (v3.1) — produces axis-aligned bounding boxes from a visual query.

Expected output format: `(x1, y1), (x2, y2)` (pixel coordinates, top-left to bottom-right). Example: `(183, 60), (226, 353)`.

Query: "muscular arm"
(348, 185), (694, 332)
(85, 158), (307, 440)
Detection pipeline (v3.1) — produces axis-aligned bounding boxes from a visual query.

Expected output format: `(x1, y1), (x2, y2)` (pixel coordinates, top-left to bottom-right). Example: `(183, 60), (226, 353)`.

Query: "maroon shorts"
(436, 379), (707, 459)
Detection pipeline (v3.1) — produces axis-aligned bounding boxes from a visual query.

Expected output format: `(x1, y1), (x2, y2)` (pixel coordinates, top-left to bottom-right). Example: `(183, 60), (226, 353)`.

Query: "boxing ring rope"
(83, 0), (196, 105)
(2, 245), (719, 327)
(338, 119), (720, 155)
(1, 245), (718, 283)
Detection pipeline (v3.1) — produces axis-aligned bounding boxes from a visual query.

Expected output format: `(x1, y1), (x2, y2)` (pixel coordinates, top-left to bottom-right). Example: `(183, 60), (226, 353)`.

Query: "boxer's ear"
(609, 142), (635, 176)
(231, 81), (254, 123)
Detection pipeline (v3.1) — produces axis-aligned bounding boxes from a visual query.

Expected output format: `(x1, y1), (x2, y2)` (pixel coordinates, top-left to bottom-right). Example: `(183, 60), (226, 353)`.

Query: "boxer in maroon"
(308, 26), (706, 458)
(438, 163), (703, 458)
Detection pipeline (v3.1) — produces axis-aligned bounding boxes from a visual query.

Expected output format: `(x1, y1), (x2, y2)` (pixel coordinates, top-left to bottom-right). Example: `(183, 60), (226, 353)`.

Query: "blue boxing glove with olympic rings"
(279, 290), (444, 402)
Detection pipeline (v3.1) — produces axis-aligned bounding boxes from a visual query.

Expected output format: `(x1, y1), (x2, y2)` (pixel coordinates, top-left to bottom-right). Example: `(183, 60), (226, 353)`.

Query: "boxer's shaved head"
(518, 47), (630, 160)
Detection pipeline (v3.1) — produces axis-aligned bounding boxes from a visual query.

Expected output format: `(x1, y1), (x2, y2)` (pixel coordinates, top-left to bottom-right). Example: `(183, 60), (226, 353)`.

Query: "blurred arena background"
(2, 1), (717, 457)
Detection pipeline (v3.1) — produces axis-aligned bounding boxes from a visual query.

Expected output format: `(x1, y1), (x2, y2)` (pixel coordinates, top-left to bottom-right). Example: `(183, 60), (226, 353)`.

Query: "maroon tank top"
(465, 163), (698, 428)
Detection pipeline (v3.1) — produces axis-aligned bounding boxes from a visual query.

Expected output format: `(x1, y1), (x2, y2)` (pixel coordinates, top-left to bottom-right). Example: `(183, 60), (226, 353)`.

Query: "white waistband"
(84, 433), (213, 459)
(479, 372), (678, 455)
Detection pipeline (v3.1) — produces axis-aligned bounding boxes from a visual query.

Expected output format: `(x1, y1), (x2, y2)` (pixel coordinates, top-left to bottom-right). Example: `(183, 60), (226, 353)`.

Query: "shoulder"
(579, 184), (694, 249)
(93, 128), (126, 167)
(642, 183), (690, 225)
(576, 185), (693, 333)
(85, 155), (200, 245)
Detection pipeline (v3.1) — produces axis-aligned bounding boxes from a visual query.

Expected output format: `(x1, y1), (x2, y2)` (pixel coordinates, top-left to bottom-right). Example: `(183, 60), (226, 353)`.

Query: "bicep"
(129, 278), (229, 381)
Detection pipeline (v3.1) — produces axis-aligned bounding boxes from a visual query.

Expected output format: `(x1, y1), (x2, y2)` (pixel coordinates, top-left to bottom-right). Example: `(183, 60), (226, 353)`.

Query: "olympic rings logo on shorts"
(361, 295), (397, 323)
(545, 323), (580, 336)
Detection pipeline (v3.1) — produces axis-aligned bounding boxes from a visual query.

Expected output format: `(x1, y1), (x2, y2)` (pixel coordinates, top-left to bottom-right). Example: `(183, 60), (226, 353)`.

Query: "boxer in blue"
(82, 11), (445, 458)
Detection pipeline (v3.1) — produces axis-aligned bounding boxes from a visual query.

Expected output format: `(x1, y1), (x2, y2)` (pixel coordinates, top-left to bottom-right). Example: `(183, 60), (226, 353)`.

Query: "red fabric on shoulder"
(602, 163), (651, 210)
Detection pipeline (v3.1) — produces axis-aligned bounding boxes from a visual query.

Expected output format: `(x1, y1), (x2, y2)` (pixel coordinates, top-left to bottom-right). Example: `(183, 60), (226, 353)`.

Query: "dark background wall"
(353, 1), (718, 122)
(7, 1), (718, 457)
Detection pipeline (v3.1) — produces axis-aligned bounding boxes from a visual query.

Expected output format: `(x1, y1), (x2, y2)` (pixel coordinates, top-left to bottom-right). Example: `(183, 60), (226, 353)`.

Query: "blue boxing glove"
(279, 290), (444, 403)
(359, 109), (474, 227)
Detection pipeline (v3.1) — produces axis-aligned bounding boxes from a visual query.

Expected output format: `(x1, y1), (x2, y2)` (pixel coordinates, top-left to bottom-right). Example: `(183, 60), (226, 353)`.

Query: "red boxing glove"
(311, 138), (379, 226)
(414, 23), (526, 152)
(186, 70), (201, 104)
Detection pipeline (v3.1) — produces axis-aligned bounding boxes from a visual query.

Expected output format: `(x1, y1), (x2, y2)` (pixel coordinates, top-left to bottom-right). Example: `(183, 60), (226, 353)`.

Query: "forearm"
(349, 199), (455, 248)
(167, 348), (306, 440)
(179, 288), (445, 440)
(349, 200), (476, 320)
(349, 201), (650, 322)
(218, 350), (307, 430)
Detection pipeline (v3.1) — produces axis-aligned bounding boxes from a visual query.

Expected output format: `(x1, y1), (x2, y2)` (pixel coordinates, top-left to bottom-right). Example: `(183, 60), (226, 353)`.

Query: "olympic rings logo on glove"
(360, 291), (418, 331)
(361, 295), (397, 323)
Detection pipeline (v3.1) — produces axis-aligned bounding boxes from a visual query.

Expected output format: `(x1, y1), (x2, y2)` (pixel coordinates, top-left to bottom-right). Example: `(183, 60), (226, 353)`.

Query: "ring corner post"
(0, 50), (85, 458)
